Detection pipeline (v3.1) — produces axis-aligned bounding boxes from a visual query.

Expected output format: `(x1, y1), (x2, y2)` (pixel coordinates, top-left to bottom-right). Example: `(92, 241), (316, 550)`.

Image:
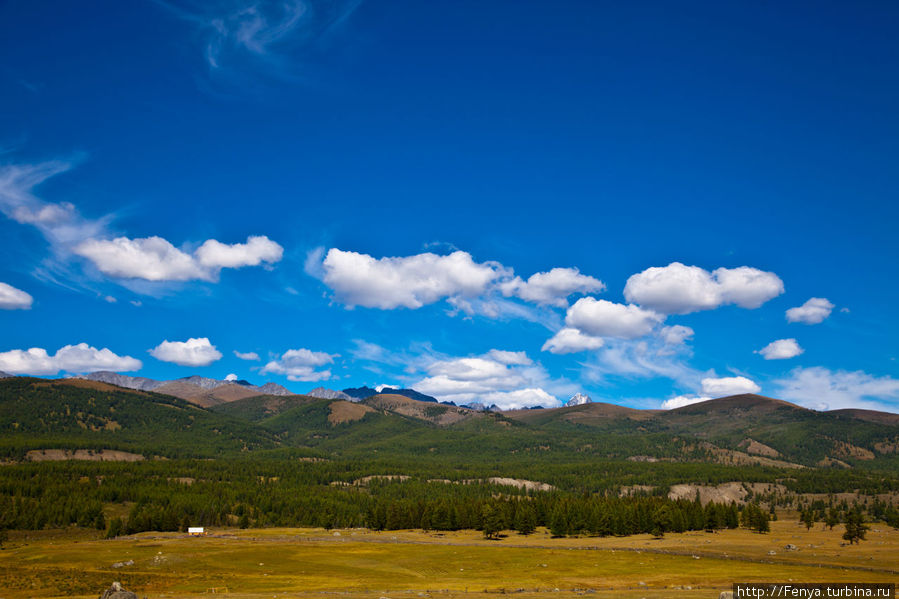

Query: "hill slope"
(0, 377), (279, 458)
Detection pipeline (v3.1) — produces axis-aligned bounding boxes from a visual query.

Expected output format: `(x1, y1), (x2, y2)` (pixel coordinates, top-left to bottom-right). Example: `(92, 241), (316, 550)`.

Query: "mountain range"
(2, 374), (898, 470)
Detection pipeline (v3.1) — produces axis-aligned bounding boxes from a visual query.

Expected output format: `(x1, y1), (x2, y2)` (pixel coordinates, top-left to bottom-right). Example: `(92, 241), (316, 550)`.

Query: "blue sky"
(1, 0), (898, 411)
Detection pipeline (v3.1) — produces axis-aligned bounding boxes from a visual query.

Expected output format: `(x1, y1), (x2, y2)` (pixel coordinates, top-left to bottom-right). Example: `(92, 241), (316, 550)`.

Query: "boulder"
(99, 581), (138, 599)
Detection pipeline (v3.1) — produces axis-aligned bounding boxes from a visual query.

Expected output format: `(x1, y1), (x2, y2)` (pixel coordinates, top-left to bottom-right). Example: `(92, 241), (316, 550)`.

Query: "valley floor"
(1, 521), (897, 598)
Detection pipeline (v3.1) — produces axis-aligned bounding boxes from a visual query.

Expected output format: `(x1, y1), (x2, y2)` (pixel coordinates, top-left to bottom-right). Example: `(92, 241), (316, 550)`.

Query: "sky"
(1, 0), (898, 412)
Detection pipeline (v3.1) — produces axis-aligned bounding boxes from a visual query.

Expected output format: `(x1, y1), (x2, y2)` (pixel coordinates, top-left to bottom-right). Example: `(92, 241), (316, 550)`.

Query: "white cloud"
(412, 350), (561, 409)
(582, 338), (703, 388)
(480, 388), (557, 410)
(76, 237), (208, 281)
(195, 235), (283, 269)
(786, 297), (834, 324)
(75, 235), (283, 282)
(318, 248), (510, 309)
(542, 327), (604, 354)
(149, 337), (223, 367)
(234, 350), (260, 361)
(225, 373), (238, 381)
(700, 375), (761, 397)
(659, 325), (694, 346)
(756, 338), (803, 360)
(774, 367), (899, 411)
(499, 267), (604, 308)
(661, 395), (712, 410)
(1, 160), (283, 288)
(485, 349), (532, 365)
(624, 262), (784, 314)
(0, 343), (141, 375)
(260, 348), (337, 382)
(565, 298), (663, 339)
(0, 282), (33, 310)
(0, 161), (110, 249)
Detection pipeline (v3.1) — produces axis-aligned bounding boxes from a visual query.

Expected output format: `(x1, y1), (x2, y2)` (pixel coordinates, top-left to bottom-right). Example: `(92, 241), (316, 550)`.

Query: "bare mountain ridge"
(81, 371), (293, 406)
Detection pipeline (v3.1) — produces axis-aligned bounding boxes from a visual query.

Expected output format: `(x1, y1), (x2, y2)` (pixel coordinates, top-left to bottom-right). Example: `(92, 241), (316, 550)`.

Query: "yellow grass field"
(1, 521), (896, 599)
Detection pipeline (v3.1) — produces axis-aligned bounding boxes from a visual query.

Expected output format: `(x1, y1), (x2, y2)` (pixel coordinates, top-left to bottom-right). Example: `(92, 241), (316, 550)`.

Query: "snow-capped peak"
(565, 392), (592, 407)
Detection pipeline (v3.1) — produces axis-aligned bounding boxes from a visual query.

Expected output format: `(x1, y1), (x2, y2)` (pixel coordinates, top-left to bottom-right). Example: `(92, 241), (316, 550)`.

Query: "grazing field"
(1, 522), (896, 599)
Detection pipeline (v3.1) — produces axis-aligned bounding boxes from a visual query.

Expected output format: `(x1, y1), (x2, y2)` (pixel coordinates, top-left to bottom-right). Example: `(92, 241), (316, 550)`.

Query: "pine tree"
(842, 510), (869, 545)
(514, 502), (537, 535)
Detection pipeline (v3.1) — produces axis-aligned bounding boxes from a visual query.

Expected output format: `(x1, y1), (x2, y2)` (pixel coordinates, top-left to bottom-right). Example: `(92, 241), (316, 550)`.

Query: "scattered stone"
(768, 551), (776, 556)
(99, 581), (138, 599)
(784, 544), (799, 551)
(333, 531), (341, 537)
(111, 560), (134, 568)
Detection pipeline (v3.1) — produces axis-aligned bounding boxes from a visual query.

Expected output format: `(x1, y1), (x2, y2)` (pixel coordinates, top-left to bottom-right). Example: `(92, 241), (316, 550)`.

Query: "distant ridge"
(342, 386), (438, 403)
(80, 371), (293, 405)
(307, 387), (353, 401)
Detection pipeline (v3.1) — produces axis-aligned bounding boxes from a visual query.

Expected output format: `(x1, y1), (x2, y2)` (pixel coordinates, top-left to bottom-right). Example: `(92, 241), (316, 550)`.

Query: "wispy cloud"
(0, 158), (283, 290)
(156, 0), (362, 78)
(774, 366), (899, 412)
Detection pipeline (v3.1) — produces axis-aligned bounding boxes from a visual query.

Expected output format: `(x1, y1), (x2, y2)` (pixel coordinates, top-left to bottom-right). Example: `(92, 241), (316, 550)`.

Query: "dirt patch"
(737, 438), (781, 458)
(459, 477), (555, 492)
(24, 449), (145, 462)
(817, 457), (852, 468)
(365, 394), (474, 426)
(328, 401), (375, 425)
(874, 441), (899, 454)
(668, 482), (787, 505)
(832, 440), (875, 461)
(698, 442), (803, 469)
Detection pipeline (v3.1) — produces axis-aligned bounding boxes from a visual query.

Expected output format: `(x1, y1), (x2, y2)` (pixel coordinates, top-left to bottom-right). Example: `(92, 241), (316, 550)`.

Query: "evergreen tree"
(514, 502), (537, 535)
(842, 510), (869, 545)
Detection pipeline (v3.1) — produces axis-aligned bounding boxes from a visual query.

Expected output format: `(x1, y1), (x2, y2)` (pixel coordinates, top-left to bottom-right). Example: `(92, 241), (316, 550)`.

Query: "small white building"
(188, 527), (205, 536)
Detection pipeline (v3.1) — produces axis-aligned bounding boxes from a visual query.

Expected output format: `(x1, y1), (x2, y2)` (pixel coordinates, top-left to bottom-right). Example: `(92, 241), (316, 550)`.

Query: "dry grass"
(1, 521), (896, 599)
(328, 401), (375, 425)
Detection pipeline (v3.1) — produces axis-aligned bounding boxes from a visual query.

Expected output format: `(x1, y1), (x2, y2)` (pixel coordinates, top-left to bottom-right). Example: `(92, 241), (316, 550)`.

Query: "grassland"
(1, 521), (896, 599)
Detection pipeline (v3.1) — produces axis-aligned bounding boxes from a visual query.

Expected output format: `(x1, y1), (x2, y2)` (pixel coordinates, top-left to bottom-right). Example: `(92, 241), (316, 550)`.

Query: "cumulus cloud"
(485, 349), (532, 366)
(542, 327), (605, 354)
(225, 373), (238, 381)
(565, 298), (663, 339)
(0, 343), (142, 375)
(149, 337), (223, 367)
(0, 282), (33, 310)
(1, 159), (282, 288)
(624, 262), (784, 314)
(661, 394), (712, 410)
(234, 350), (260, 361)
(195, 235), (283, 269)
(659, 325), (694, 346)
(786, 297), (834, 324)
(701, 375), (761, 396)
(75, 235), (283, 282)
(499, 267), (604, 308)
(317, 248), (510, 309)
(774, 367), (899, 411)
(756, 338), (803, 360)
(260, 348), (337, 381)
(412, 350), (561, 409)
